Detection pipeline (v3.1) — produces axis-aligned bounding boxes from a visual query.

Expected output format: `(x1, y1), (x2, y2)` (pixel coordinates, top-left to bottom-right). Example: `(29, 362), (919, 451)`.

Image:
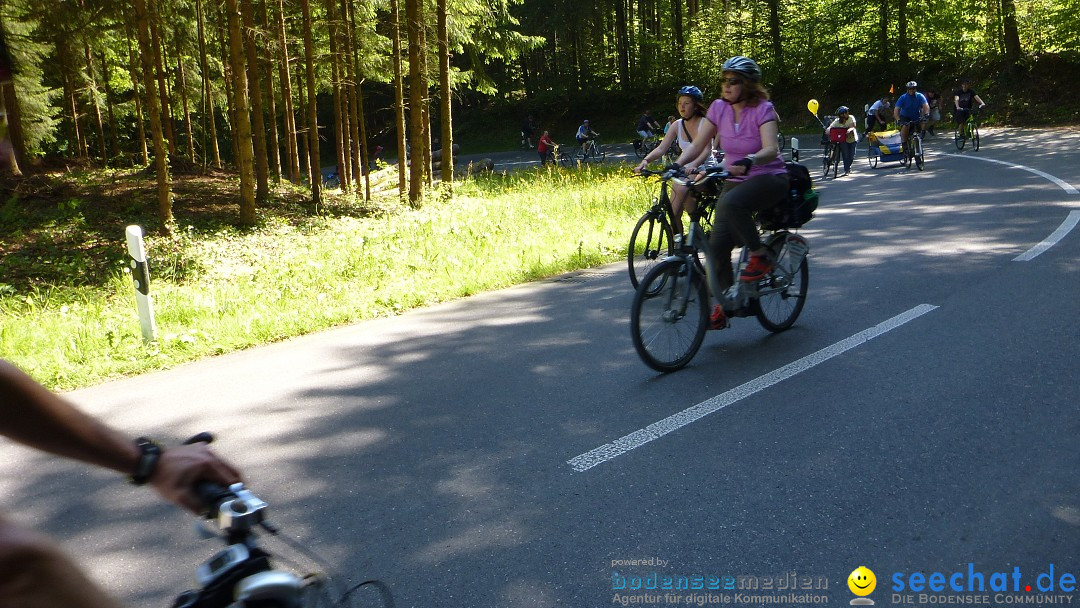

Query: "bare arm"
(635, 121), (681, 172)
(0, 360), (241, 513)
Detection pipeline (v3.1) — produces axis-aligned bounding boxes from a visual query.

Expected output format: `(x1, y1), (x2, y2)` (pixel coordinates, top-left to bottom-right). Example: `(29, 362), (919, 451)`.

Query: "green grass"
(1, 164), (655, 390)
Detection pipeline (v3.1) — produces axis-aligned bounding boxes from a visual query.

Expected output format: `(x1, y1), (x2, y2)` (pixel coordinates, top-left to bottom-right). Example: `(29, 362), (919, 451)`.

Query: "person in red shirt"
(537, 130), (558, 165)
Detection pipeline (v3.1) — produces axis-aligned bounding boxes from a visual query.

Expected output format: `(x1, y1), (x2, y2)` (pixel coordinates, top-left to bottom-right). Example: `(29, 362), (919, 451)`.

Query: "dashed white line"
(568, 304), (939, 472)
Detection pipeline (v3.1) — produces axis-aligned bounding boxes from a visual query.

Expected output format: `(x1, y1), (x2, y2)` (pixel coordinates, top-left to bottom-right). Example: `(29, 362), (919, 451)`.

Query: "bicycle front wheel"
(628, 212), (674, 290)
(752, 242), (809, 332)
(954, 123), (966, 150)
(631, 259), (709, 373)
(821, 144), (832, 177)
(972, 124), (980, 151)
(913, 136), (925, 170)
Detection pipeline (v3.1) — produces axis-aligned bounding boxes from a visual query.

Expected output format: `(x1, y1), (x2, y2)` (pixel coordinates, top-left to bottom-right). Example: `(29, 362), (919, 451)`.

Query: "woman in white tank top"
(634, 85), (713, 235)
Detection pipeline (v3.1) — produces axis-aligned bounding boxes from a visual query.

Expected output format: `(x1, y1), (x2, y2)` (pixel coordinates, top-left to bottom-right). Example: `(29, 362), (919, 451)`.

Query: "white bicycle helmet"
(721, 56), (762, 82)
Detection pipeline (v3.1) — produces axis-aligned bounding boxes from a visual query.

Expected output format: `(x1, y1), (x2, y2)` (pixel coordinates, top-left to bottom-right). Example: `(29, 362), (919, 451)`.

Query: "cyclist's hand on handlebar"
(633, 160), (647, 174)
(729, 158), (752, 176)
(151, 442), (243, 514)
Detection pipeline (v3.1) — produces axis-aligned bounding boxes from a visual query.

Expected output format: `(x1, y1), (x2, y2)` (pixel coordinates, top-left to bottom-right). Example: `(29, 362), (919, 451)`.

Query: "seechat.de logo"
(848, 566), (877, 605)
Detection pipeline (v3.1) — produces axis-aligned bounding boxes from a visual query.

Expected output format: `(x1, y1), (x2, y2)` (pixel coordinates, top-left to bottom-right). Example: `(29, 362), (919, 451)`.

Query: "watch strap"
(129, 437), (162, 486)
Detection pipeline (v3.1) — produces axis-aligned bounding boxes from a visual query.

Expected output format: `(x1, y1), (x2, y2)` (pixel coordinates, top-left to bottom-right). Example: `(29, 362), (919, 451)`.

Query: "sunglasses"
(722, 77), (743, 85)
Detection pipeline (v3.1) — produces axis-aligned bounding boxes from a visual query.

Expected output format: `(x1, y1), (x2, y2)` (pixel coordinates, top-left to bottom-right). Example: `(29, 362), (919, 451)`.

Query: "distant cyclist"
(636, 109), (662, 140)
(0, 359), (243, 607)
(537, 130), (557, 165)
(893, 81), (929, 151)
(576, 119), (599, 154)
(521, 115), (535, 148)
(865, 96), (891, 133)
(953, 79), (986, 125)
(827, 106), (859, 175)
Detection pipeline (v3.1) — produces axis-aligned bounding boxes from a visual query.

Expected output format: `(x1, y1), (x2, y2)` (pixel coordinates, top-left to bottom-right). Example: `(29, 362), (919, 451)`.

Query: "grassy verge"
(1, 163), (651, 390)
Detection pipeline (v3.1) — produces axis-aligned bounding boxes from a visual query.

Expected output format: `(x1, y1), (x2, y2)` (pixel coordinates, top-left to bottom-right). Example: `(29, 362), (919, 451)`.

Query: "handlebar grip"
(193, 481), (234, 517)
(183, 432), (215, 445)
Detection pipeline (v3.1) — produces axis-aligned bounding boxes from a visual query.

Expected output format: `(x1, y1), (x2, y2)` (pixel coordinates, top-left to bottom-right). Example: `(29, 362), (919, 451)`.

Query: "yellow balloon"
(807, 99), (820, 115)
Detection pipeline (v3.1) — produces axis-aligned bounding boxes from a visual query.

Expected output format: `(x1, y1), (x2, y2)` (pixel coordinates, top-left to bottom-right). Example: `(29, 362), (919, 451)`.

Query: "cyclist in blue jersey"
(893, 81), (929, 152)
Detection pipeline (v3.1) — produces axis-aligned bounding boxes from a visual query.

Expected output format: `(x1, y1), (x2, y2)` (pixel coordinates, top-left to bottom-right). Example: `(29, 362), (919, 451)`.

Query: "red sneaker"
(740, 254), (774, 282)
(709, 305), (728, 330)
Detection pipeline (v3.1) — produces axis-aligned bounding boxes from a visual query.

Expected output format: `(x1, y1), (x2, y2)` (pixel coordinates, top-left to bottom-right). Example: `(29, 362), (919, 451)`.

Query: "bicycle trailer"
(867, 130), (904, 167)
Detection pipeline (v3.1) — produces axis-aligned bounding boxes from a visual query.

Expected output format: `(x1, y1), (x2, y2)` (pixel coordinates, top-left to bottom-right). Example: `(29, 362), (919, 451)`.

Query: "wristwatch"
(129, 437), (162, 486)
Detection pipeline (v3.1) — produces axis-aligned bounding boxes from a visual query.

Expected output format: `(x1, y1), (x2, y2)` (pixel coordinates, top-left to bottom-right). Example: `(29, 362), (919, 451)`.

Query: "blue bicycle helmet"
(721, 56), (762, 82)
(677, 85), (703, 101)
(836, 106), (850, 115)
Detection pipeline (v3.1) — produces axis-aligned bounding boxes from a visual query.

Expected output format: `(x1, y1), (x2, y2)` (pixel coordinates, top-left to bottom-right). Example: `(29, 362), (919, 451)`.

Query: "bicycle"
(627, 173), (682, 291)
(630, 168), (811, 372)
(577, 138), (606, 163)
(898, 118), (926, 170)
(953, 107), (981, 151)
(542, 143), (574, 168)
(822, 127), (846, 179)
(634, 132), (661, 159)
(172, 436), (393, 608)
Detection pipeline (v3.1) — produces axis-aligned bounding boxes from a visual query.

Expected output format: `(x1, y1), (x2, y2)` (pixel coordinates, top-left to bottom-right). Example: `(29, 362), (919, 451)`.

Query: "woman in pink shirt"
(672, 55), (788, 330)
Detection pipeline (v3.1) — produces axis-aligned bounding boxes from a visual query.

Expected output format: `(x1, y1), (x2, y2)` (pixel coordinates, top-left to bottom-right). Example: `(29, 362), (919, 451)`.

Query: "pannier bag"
(758, 161), (819, 230)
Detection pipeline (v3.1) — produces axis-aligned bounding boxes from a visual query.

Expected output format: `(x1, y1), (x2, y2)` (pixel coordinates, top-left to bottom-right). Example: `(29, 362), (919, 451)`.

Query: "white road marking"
(1014, 210), (1080, 262)
(944, 153), (1079, 195)
(568, 304), (939, 473)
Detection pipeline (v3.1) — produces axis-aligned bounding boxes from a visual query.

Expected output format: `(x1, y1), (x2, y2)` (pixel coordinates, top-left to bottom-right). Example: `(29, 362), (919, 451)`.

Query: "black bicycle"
(630, 168), (811, 372)
(172, 435), (393, 608)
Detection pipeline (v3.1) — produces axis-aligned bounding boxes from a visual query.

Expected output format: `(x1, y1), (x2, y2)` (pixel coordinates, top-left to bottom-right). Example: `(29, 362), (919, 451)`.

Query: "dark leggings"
(709, 172), (789, 292)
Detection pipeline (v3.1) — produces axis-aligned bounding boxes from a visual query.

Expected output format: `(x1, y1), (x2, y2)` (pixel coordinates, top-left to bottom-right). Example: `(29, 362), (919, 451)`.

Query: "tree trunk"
(1000, 0), (1022, 63)
(672, 0), (684, 80)
(83, 44), (107, 161)
(225, 0), (257, 223)
(276, 0), (300, 182)
(100, 50), (118, 161)
(615, 0), (630, 91)
(766, 0), (784, 82)
(300, 0), (321, 205)
(296, 59), (310, 186)
(897, 0), (908, 63)
(123, 16), (149, 164)
(325, 0), (348, 192)
(196, 0), (221, 168)
(404, 0), (425, 205)
(241, 0), (270, 202)
(149, 9), (176, 157)
(133, 0), (173, 225)
(342, 0), (363, 194)
(391, 0), (407, 197)
(437, 0), (452, 187)
(174, 34), (196, 162)
(260, 0), (281, 181)
(878, 0), (889, 63)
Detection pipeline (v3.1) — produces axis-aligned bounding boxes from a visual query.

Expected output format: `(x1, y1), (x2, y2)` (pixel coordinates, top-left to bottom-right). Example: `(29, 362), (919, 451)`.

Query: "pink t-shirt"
(705, 99), (787, 181)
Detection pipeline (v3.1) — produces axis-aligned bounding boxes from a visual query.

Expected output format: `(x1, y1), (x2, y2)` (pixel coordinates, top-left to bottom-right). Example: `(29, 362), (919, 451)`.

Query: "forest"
(0, 0), (1076, 214)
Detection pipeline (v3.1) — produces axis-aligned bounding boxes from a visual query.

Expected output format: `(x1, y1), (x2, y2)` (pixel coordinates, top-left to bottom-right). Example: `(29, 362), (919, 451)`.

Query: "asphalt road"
(2, 126), (1079, 608)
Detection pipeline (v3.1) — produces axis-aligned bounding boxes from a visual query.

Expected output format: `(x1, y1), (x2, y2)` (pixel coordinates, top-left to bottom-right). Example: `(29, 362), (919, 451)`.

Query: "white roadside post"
(125, 225), (157, 341)
(791, 137), (800, 162)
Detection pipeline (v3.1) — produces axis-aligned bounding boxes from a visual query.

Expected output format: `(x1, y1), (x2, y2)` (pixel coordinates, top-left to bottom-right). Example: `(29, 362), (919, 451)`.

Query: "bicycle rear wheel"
(631, 259), (709, 372)
(913, 136), (924, 170)
(634, 140), (647, 159)
(954, 123), (966, 150)
(972, 124), (980, 151)
(867, 144), (878, 168)
(752, 236), (809, 332)
(628, 211), (674, 290)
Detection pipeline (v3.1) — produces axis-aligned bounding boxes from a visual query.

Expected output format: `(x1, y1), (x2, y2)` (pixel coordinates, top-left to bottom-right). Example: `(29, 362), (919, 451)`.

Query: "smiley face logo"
(848, 566), (877, 596)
